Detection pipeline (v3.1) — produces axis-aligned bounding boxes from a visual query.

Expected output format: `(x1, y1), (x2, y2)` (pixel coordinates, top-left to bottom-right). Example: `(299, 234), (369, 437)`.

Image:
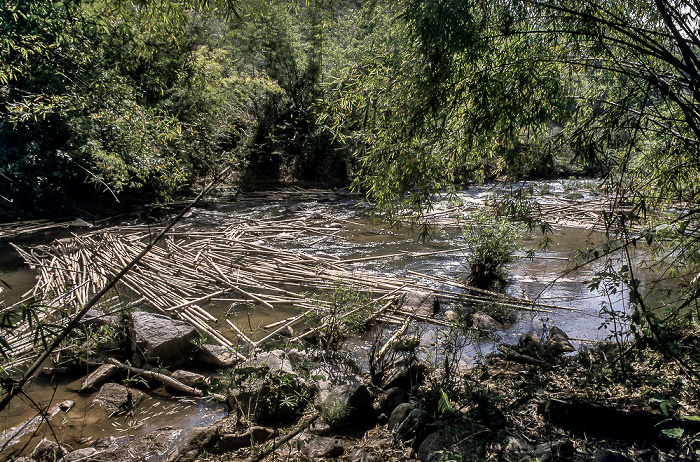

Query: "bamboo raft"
(4, 217), (578, 369)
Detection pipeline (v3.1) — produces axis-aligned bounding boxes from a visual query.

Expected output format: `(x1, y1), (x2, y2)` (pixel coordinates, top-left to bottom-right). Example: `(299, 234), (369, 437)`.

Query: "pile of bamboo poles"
(7, 218), (577, 367)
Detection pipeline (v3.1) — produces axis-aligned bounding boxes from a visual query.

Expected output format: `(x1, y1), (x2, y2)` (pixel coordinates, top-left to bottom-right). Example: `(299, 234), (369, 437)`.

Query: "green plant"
(461, 210), (522, 288)
(318, 397), (350, 428)
(305, 280), (375, 350)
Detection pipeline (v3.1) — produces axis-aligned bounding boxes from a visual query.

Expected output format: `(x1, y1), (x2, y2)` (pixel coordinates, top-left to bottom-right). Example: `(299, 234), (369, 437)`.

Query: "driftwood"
(107, 358), (226, 401)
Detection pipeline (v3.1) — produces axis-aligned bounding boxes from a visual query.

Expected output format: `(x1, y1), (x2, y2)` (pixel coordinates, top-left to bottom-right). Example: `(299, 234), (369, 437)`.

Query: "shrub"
(461, 210), (522, 289)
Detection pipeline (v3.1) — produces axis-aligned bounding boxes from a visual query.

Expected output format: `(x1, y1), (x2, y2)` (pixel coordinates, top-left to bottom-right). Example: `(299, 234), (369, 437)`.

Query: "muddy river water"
(0, 181), (668, 458)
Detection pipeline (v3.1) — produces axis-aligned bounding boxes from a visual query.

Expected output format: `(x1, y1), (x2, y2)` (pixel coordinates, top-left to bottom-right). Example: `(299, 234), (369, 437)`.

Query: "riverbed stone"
(29, 438), (67, 462)
(400, 291), (439, 317)
(545, 326), (576, 354)
(519, 331), (541, 346)
(388, 402), (414, 431)
(92, 382), (144, 414)
(243, 350), (295, 375)
(378, 387), (408, 416)
(473, 312), (504, 331)
(417, 432), (449, 462)
(80, 363), (119, 392)
(130, 311), (197, 367)
(311, 363), (376, 429)
(166, 426), (218, 461)
(382, 357), (430, 391)
(394, 408), (431, 443)
(198, 343), (238, 368)
(171, 370), (208, 388)
(302, 436), (344, 459)
(63, 447), (98, 462)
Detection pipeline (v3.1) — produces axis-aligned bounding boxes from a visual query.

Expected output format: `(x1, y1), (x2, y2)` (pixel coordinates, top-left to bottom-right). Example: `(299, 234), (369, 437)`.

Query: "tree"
(0, 0), (258, 218)
(326, 0), (700, 362)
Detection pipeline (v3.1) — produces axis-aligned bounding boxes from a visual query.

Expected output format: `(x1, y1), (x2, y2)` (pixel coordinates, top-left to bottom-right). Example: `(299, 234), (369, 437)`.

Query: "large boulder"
(400, 291), (439, 317)
(311, 363), (376, 430)
(91, 382), (144, 415)
(166, 426), (218, 462)
(242, 350), (295, 375)
(394, 408), (431, 443)
(382, 357), (430, 391)
(302, 436), (344, 459)
(130, 311), (197, 367)
(198, 344), (238, 368)
(473, 312), (504, 331)
(545, 326), (575, 354)
(388, 403), (414, 431)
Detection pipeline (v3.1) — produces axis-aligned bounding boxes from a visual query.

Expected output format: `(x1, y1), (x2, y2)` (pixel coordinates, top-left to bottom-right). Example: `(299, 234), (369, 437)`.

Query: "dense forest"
(3, 0), (700, 460)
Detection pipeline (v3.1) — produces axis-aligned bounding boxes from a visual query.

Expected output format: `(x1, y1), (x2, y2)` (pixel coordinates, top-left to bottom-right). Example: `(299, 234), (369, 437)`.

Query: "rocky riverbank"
(3, 305), (700, 462)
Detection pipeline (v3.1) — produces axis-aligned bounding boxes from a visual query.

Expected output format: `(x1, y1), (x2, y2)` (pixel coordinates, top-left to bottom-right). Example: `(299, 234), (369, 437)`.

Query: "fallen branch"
(107, 358), (226, 401)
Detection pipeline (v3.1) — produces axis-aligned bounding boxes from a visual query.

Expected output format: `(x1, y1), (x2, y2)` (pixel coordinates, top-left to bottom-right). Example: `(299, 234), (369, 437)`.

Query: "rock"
(69, 218), (93, 228)
(127, 427), (182, 460)
(92, 382), (144, 414)
(328, 222), (343, 229)
(473, 312), (504, 331)
(382, 357), (430, 391)
(171, 370), (208, 388)
(545, 326), (575, 354)
(444, 310), (459, 323)
(311, 363), (376, 429)
(58, 399), (74, 412)
(198, 344), (238, 368)
(378, 387), (408, 416)
(394, 408), (431, 443)
(82, 308), (121, 329)
(227, 371), (311, 424)
(63, 447), (98, 462)
(288, 349), (360, 375)
(400, 291), (439, 317)
(502, 436), (533, 462)
(243, 350), (295, 375)
(302, 436), (344, 459)
(29, 438), (67, 462)
(388, 402), (414, 431)
(519, 331), (541, 346)
(592, 448), (635, 462)
(80, 364), (119, 392)
(214, 426), (275, 452)
(533, 440), (575, 461)
(416, 432), (449, 462)
(348, 448), (373, 462)
(166, 426), (218, 462)
(130, 311), (197, 367)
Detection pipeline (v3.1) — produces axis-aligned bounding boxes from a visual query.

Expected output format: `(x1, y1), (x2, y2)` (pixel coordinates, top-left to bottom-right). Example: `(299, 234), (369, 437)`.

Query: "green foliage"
(461, 210), (522, 288)
(305, 280), (375, 350)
